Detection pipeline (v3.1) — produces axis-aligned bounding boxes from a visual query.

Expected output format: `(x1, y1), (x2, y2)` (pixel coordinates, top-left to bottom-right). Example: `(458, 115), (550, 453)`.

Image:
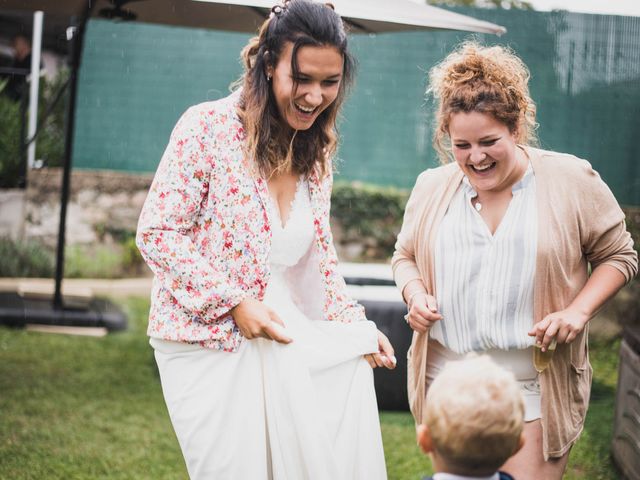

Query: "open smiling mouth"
(294, 102), (317, 115)
(470, 162), (497, 173)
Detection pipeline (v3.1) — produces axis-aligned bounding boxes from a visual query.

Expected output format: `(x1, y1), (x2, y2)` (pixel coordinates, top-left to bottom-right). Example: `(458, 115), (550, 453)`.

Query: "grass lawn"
(0, 297), (623, 479)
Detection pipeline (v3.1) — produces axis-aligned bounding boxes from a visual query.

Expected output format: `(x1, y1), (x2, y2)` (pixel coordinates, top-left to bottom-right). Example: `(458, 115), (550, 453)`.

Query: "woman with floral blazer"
(136, 2), (394, 479)
(138, 89), (368, 353)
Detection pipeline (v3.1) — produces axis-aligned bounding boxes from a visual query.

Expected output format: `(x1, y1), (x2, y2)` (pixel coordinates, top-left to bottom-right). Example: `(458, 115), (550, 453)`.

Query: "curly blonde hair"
(428, 41), (538, 163)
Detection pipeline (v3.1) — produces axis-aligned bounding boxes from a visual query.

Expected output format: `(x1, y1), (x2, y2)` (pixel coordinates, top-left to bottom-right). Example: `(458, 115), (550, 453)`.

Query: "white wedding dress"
(152, 178), (386, 480)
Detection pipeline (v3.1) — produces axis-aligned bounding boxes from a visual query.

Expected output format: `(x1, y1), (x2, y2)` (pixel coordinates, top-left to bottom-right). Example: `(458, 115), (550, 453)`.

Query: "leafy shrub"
(624, 207), (640, 255)
(120, 233), (148, 276)
(331, 181), (410, 260)
(0, 95), (23, 188)
(35, 70), (68, 169)
(63, 231), (147, 279)
(0, 236), (55, 277)
(64, 244), (128, 279)
(0, 70), (67, 188)
(0, 230), (147, 280)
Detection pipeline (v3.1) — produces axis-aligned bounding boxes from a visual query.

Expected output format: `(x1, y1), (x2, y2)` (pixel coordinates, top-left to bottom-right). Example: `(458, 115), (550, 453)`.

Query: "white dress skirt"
(151, 179), (386, 480)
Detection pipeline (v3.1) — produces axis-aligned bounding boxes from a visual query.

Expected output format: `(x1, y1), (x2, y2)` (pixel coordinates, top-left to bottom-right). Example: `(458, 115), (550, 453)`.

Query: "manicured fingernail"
(391, 355), (397, 365)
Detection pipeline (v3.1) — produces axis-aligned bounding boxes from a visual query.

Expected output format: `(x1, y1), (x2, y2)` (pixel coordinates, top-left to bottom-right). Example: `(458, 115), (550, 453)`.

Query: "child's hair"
(427, 40), (538, 163)
(424, 355), (525, 474)
(236, 0), (355, 179)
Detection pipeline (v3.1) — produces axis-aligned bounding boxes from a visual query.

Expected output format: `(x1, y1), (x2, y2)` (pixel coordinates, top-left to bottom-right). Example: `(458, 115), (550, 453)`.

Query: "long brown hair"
(236, 0), (355, 179)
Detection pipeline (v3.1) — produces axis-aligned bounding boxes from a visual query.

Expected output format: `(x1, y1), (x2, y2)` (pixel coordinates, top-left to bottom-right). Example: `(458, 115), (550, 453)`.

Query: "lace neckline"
(268, 176), (305, 230)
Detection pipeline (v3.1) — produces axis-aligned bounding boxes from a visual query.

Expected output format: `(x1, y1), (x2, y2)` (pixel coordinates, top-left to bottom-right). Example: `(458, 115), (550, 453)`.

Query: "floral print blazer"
(136, 90), (366, 352)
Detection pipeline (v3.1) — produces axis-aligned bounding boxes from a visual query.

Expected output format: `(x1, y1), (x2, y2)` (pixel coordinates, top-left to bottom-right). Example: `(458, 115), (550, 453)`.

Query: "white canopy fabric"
(1, 0), (505, 35)
(194, 0), (507, 34)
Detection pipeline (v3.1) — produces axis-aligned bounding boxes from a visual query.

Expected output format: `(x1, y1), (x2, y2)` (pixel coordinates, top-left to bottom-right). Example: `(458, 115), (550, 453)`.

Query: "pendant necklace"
(474, 197), (482, 212)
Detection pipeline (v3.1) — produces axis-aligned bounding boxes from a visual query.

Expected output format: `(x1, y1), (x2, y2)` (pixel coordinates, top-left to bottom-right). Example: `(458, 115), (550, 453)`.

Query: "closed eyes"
(454, 138), (499, 149)
(292, 76), (340, 86)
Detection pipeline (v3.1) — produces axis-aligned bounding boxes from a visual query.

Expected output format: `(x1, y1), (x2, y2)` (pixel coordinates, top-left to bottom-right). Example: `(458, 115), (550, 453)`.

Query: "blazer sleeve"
(391, 170), (431, 296)
(577, 160), (638, 283)
(136, 105), (246, 322)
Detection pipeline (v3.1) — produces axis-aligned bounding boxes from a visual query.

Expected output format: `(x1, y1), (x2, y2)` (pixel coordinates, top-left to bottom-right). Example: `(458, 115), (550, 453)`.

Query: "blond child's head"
(417, 355), (525, 476)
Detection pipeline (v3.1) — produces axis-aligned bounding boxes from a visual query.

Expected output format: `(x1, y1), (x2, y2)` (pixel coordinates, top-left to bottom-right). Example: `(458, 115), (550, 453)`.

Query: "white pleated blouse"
(431, 164), (538, 354)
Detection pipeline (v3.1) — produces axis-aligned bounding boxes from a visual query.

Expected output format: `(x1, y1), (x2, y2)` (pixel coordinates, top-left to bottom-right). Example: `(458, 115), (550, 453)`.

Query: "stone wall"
(0, 189), (26, 240)
(3, 168), (364, 263)
(3, 168), (364, 259)
(19, 168), (153, 248)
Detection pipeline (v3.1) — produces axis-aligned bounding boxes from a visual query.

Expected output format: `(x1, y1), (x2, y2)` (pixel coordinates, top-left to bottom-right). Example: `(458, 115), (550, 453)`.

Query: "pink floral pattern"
(137, 90), (365, 352)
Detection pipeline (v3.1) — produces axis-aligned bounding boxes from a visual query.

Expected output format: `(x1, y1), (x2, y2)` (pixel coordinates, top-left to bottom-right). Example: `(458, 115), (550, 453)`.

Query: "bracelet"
(407, 291), (428, 310)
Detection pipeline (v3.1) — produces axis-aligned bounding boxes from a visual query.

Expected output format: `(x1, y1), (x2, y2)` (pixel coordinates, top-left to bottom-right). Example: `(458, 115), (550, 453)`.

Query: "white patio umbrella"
(193, 0), (506, 34)
(2, 0), (505, 34)
(0, 0), (505, 324)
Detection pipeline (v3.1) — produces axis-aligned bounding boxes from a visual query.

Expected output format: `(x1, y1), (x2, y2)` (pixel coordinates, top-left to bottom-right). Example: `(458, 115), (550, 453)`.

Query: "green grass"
(381, 411), (432, 478)
(0, 299), (624, 479)
(565, 337), (622, 480)
(0, 298), (186, 480)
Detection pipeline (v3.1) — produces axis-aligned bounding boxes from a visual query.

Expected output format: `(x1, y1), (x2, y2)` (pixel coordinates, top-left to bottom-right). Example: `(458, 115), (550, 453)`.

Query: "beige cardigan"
(392, 146), (638, 459)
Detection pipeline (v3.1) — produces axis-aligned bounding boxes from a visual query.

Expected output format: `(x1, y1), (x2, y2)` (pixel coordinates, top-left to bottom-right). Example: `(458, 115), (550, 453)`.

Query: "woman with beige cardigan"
(392, 41), (637, 480)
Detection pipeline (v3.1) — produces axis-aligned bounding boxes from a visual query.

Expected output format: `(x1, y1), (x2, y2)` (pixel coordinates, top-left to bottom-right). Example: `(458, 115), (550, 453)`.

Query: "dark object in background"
(2, 33), (32, 102)
(361, 298), (411, 411)
(2, 54), (31, 101)
(0, 291), (127, 332)
(611, 325), (640, 480)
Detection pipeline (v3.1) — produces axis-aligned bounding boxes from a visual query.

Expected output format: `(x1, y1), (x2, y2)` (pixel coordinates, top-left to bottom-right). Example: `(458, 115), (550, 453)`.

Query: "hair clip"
(270, 4), (286, 18)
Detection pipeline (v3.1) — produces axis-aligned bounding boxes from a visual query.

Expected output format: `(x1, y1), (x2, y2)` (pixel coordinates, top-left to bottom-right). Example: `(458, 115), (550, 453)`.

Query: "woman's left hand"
(365, 330), (396, 370)
(528, 308), (590, 351)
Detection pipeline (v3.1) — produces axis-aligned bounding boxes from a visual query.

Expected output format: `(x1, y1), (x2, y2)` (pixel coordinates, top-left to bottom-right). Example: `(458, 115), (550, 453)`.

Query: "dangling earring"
(266, 72), (272, 82)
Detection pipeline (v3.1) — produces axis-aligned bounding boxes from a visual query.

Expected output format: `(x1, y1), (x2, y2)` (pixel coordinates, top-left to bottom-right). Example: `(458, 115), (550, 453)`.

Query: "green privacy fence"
(73, 8), (640, 206)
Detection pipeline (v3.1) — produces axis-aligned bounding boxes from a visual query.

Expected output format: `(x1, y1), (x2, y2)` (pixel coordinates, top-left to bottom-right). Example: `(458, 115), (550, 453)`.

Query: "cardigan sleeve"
(136, 105), (247, 322)
(392, 170), (431, 296)
(577, 160), (638, 283)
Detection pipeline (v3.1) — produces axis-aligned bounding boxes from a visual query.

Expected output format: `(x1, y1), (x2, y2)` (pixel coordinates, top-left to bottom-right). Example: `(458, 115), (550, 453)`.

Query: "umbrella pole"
(53, 1), (94, 309)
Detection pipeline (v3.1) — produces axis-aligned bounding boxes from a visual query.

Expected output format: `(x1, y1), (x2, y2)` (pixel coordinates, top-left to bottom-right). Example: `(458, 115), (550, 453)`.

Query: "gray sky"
(526, 0), (640, 16)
